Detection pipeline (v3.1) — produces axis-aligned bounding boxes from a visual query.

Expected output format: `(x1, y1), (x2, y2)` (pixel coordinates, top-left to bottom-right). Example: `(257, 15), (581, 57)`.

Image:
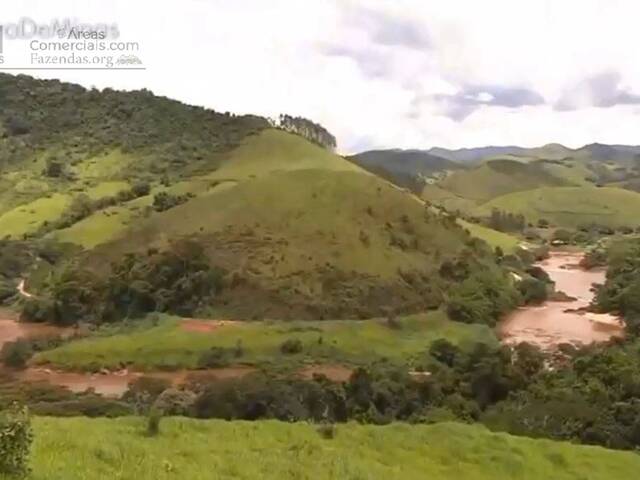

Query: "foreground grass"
(12, 417), (640, 480)
(34, 312), (496, 371)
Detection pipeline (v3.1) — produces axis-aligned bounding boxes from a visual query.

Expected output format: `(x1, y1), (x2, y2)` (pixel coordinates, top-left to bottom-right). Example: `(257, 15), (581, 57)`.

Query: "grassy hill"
(79, 151), (477, 319)
(428, 145), (528, 163)
(347, 149), (460, 192)
(17, 417), (640, 480)
(0, 73), (269, 240)
(0, 74), (517, 321)
(476, 186), (640, 228)
(423, 159), (569, 206)
(420, 143), (640, 204)
(44, 129), (365, 249)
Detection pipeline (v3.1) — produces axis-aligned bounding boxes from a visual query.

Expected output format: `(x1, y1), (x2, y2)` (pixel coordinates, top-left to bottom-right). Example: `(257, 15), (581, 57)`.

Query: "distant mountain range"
(429, 143), (640, 164)
(349, 143), (640, 191)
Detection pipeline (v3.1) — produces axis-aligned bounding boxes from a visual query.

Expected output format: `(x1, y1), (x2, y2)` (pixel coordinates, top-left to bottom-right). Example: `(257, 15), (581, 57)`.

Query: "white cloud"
(1, 0), (639, 152)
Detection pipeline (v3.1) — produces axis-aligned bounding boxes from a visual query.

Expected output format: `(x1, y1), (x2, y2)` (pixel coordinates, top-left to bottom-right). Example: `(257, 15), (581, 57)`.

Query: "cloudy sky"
(2, 0), (639, 153)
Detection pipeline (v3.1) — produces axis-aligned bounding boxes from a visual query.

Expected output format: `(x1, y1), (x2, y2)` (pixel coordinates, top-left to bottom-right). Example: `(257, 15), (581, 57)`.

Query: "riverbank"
(1, 250), (624, 397)
(499, 251), (624, 349)
(0, 311), (495, 397)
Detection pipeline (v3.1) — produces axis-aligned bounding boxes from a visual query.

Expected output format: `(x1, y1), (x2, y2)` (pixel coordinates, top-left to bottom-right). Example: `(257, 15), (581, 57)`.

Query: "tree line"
(275, 114), (337, 151)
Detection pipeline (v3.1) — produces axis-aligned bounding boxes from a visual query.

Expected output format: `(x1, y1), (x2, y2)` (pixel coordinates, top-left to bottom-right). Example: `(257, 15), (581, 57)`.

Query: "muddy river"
(500, 251), (624, 349)
(0, 253), (624, 396)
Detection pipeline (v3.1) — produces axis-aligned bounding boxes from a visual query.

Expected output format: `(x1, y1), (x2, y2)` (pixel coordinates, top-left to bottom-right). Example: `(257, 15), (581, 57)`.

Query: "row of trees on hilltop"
(275, 114), (337, 151)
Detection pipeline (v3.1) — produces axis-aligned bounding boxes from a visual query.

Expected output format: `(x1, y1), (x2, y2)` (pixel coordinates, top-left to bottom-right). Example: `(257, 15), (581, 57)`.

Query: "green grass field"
(0, 193), (71, 238)
(204, 128), (365, 182)
(458, 220), (520, 252)
(475, 186), (640, 228)
(34, 312), (497, 371)
(434, 160), (568, 204)
(11, 417), (640, 480)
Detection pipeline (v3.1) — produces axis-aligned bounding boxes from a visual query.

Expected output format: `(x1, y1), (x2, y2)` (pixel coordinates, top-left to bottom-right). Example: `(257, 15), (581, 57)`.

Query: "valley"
(2, 73), (640, 478)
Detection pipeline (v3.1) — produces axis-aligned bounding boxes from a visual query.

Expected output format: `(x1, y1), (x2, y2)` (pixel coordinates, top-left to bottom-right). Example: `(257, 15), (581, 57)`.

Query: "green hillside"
(425, 159), (569, 206)
(0, 74), (518, 322)
(79, 158), (477, 319)
(347, 149), (460, 192)
(476, 186), (640, 228)
(18, 418), (640, 480)
(45, 129), (366, 249)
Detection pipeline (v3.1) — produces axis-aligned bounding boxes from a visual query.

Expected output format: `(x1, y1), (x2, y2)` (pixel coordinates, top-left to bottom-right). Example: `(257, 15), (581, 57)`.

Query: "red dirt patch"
(180, 319), (240, 333)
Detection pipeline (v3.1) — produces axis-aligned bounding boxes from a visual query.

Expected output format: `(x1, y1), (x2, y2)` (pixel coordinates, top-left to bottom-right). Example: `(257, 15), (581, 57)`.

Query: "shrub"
(152, 388), (197, 416)
(317, 423), (337, 439)
(20, 298), (56, 324)
(197, 347), (232, 368)
(152, 192), (193, 212)
(385, 311), (402, 330)
(429, 338), (460, 367)
(234, 339), (244, 358)
(280, 338), (303, 355)
(123, 376), (171, 413)
(0, 404), (33, 478)
(552, 229), (574, 243)
(146, 407), (162, 436)
(43, 157), (63, 178)
(517, 277), (548, 305)
(1, 340), (33, 369)
(131, 181), (151, 197)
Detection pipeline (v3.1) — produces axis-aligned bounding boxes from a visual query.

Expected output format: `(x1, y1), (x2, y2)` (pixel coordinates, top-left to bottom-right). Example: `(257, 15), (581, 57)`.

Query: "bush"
(131, 181), (151, 197)
(1, 340), (33, 369)
(552, 229), (574, 243)
(152, 192), (193, 212)
(517, 277), (548, 305)
(123, 376), (171, 413)
(146, 407), (162, 436)
(20, 298), (56, 324)
(197, 347), (232, 368)
(280, 338), (303, 355)
(429, 338), (460, 367)
(385, 311), (402, 330)
(0, 404), (32, 478)
(152, 388), (197, 416)
(317, 423), (337, 439)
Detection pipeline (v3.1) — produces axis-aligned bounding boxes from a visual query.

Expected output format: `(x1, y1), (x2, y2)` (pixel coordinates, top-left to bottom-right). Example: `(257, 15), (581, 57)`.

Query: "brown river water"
(0, 252), (624, 396)
(499, 251), (624, 349)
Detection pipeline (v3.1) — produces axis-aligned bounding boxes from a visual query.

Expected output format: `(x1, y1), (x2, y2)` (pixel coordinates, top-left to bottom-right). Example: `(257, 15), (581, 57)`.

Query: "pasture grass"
(476, 186), (640, 228)
(10, 417), (640, 480)
(0, 193), (71, 238)
(34, 311), (497, 371)
(458, 220), (520, 252)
